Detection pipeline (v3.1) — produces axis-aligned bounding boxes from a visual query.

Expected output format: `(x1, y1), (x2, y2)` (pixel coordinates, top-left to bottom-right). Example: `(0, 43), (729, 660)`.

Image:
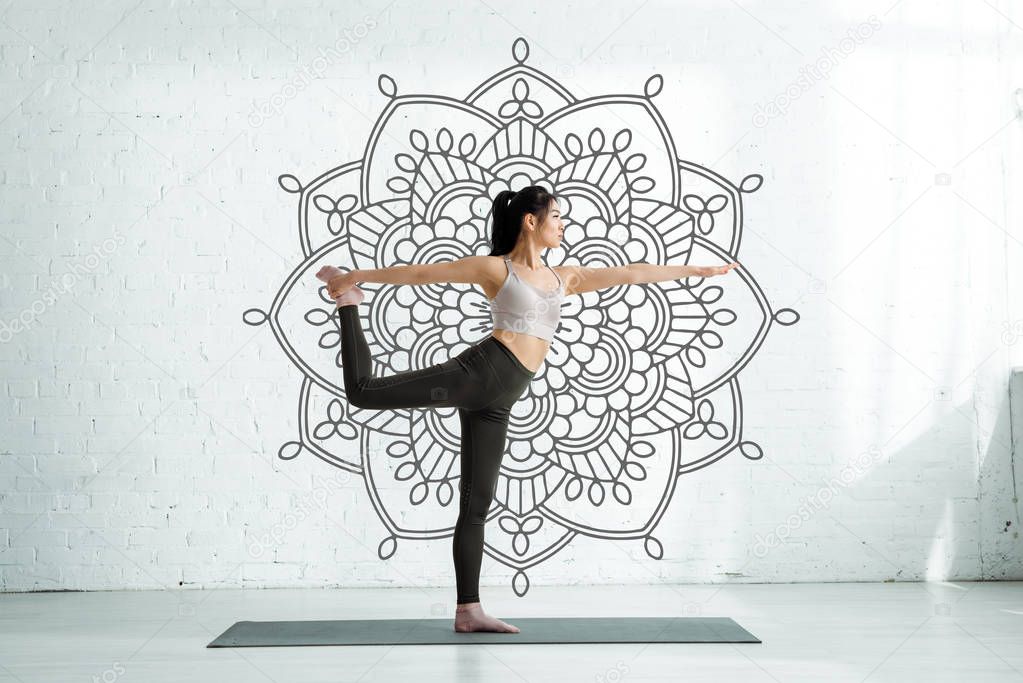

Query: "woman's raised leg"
(336, 297), (483, 411)
(318, 266), (448, 410)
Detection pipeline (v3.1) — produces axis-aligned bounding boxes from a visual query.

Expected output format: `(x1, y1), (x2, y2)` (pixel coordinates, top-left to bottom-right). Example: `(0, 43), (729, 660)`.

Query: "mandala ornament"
(243, 37), (799, 598)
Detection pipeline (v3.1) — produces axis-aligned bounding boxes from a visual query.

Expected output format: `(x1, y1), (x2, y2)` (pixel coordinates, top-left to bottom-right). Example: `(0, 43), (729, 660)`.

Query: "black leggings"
(336, 304), (536, 604)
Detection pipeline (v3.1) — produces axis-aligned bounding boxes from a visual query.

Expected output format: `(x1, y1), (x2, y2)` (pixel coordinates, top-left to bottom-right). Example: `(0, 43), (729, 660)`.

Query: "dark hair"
(487, 185), (559, 256)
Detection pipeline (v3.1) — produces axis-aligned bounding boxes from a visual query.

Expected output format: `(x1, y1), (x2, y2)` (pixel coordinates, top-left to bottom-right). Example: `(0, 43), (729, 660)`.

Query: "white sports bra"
(489, 256), (565, 342)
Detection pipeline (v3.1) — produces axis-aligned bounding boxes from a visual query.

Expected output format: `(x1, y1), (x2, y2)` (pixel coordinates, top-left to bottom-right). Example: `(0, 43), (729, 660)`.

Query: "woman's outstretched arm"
(323, 256), (491, 298)
(559, 261), (740, 296)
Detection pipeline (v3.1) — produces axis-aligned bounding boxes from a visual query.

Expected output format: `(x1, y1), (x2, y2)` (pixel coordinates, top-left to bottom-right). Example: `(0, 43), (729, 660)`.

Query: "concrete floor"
(1, 581), (1021, 682)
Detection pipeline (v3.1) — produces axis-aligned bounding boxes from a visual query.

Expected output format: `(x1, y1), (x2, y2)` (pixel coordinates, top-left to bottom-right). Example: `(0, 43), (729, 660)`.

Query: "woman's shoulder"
(550, 263), (579, 296)
(474, 254), (511, 299)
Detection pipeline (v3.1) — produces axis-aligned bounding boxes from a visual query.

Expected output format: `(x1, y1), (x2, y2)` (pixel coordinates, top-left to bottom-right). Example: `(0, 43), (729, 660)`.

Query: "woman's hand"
(690, 262), (740, 278)
(315, 265), (356, 300)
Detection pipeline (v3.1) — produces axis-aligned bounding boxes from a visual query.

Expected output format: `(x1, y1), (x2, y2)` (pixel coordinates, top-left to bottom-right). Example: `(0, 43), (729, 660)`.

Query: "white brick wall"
(2, 0), (1022, 595)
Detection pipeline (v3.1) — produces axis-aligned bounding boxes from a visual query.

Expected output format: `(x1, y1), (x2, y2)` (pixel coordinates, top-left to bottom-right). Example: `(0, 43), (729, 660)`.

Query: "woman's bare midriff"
(489, 328), (550, 373)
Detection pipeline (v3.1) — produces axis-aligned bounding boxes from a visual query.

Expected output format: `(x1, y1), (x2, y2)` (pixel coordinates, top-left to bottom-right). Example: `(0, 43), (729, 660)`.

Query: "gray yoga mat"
(207, 617), (760, 647)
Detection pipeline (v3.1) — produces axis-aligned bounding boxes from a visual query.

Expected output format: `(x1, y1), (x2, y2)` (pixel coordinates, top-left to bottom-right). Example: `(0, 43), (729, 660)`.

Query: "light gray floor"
(1, 581), (1021, 682)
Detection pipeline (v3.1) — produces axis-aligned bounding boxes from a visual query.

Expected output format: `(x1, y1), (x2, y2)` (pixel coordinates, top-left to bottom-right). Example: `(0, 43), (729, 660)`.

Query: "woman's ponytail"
(486, 186), (557, 256)
(491, 189), (517, 235)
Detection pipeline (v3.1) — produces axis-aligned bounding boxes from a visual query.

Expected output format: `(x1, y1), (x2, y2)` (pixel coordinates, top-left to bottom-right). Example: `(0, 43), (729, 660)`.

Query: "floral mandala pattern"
(243, 38), (799, 598)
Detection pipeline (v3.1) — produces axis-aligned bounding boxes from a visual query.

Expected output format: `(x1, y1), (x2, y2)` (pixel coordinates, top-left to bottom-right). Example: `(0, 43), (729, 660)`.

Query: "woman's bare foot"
(315, 265), (345, 282)
(314, 265), (363, 307)
(333, 285), (364, 308)
(453, 602), (520, 633)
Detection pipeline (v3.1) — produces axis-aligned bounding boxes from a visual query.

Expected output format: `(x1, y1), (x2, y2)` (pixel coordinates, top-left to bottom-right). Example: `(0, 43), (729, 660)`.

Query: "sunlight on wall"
(926, 497), (954, 580)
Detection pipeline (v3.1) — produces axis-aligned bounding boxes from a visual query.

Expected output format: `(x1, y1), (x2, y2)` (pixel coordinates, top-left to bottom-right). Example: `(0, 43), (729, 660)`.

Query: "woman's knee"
(460, 485), (496, 524)
(345, 379), (372, 408)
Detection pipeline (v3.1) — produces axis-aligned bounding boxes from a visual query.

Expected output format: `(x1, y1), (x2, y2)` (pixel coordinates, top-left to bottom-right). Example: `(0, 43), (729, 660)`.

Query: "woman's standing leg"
(452, 403), (521, 633)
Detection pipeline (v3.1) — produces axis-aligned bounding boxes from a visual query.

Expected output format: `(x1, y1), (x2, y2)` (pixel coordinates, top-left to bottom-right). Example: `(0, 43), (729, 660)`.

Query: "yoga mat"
(207, 617), (760, 647)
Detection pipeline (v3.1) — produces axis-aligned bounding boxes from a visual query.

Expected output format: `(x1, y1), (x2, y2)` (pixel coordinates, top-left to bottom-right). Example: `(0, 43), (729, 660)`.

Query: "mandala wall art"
(242, 38), (799, 598)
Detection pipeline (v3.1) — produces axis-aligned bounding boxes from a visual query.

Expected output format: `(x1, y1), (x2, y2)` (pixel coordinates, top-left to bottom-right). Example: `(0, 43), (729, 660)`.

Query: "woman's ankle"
(334, 285), (365, 308)
(456, 601), (481, 612)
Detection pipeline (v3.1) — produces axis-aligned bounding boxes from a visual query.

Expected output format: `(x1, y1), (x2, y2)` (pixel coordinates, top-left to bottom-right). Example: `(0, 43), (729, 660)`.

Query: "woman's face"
(528, 200), (564, 248)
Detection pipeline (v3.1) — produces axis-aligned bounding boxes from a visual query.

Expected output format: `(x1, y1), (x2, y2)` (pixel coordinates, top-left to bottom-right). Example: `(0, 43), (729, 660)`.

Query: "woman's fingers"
(697, 262), (740, 277)
(328, 274), (353, 299)
(316, 266), (354, 300)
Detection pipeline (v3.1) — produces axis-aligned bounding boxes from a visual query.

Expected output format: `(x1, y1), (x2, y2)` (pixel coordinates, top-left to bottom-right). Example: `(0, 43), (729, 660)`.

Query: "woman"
(316, 185), (739, 634)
